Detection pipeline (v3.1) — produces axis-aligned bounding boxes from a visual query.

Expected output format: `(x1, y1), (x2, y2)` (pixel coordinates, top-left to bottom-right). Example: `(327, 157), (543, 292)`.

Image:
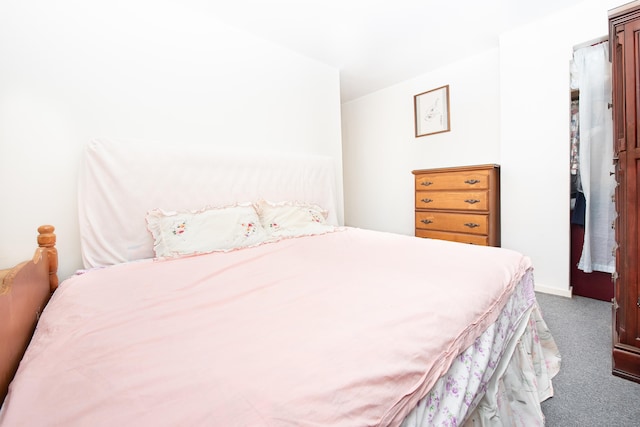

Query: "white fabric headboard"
(78, 138), (339, 269)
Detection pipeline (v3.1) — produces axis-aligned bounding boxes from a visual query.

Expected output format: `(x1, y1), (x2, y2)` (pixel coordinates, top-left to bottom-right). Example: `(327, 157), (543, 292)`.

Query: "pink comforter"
(0, 228), (532, 426)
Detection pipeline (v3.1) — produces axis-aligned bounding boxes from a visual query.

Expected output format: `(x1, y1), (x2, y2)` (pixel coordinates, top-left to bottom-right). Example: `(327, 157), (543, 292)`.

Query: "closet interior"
(569, 36), (615, 302)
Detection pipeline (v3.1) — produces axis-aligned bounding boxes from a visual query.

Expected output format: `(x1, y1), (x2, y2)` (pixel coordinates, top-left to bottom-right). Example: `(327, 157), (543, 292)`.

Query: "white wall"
(342, 0), (621, 296)
(342, 48), (501, 234)
(500, 0), (620, 296)
(0, 0), (343, 280)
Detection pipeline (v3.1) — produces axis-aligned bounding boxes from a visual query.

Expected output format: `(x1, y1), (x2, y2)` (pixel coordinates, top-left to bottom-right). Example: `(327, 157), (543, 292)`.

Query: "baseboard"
(534, 284), (573, 298)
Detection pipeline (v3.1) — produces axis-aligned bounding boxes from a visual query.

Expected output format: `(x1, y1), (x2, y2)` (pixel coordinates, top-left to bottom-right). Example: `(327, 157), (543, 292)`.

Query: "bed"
(0, 138), (560, 426)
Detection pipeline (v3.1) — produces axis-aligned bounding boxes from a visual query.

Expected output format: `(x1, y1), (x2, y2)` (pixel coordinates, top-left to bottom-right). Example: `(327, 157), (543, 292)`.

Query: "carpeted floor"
(535, 292), (640, 426)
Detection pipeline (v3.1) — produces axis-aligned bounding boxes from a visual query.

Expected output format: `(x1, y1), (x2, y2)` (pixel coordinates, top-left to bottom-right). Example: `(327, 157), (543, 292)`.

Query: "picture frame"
(414, 85), (450, 137)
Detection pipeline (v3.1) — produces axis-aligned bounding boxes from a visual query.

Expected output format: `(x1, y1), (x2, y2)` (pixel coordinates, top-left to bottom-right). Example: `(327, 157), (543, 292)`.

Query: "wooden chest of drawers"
(412, 164), (500, 246)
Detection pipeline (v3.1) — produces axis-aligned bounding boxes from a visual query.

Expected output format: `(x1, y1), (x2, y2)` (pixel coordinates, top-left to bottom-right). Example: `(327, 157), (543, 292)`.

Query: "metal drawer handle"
(420, 219), (433, 225)
(464, 222), (480, 228)
(464, 199), (480, 204)
(420, 181), (433, 186)
(421, 198), (433, 203)
(464, 179), (481, 185)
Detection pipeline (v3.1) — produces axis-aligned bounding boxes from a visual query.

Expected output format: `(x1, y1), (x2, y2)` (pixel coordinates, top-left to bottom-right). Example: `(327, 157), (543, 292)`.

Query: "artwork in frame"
(414, 85), (450, 137)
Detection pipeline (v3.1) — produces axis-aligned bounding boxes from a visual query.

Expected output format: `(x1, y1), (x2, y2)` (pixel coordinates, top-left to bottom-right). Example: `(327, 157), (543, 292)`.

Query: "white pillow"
(146, 204), (270, 258)
(256, 200), (336, 238)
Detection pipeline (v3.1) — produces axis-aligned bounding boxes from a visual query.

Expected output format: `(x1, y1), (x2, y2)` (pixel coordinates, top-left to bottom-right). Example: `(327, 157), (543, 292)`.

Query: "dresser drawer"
(416, 229), (489, 245)
(415, 190), (489, 211)
(412, 164), (500, 247)
(415, 212), (488, 235)
(414, 170), (491, 191)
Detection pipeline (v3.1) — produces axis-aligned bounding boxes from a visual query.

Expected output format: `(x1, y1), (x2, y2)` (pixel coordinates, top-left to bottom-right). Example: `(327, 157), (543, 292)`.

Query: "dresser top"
(412, 164), (500, 175)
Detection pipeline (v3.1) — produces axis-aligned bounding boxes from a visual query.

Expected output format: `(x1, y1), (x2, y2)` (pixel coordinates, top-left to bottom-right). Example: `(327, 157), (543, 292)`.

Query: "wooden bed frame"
(0, 225), (58, 407)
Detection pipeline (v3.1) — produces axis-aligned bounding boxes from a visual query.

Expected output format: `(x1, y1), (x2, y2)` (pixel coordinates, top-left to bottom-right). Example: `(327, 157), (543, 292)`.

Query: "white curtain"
(573, 43), (616, 273)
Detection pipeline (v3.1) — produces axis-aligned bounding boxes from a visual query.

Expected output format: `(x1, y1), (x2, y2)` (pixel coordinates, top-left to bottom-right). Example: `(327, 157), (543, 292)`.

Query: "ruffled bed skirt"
(402, 272), (560, 427)
(464, 304), (560, 426)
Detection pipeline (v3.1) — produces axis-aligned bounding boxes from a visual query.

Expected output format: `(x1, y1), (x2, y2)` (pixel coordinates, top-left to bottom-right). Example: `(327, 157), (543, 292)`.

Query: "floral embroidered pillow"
(146, 204), (270, 258)
(256, 200), (336, 238)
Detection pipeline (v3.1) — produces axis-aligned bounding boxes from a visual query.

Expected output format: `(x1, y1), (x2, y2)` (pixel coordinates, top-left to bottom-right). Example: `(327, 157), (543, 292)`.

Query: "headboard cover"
(78, 138), (339, 268)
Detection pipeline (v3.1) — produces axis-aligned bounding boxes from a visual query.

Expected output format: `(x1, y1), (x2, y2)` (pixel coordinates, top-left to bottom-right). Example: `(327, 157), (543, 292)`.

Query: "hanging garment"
(571, 192), (586, 226)
(572, 43), (616, 274)
(570, 100), (580, 177)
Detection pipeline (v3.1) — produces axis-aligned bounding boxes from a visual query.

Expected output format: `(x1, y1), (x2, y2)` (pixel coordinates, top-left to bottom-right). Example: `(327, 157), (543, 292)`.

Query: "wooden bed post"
(37, 225), (58, 292)
(0, 225), (58, 407)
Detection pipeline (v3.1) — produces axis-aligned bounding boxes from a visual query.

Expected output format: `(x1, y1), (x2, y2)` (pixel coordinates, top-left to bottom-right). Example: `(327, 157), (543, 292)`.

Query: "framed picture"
(414, 85), (450, 137)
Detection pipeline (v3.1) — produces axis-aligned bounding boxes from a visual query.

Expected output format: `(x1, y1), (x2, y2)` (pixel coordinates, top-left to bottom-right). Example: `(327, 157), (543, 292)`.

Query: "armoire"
(609, 0), (640, 383)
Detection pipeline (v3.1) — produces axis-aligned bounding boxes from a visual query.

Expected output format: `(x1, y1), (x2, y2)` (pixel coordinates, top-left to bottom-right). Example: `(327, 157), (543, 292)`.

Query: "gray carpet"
(535, 292), (640, 426)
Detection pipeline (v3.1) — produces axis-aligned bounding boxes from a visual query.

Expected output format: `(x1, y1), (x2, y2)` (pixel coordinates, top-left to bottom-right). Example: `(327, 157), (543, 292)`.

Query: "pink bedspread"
(0, 228), (532, 426)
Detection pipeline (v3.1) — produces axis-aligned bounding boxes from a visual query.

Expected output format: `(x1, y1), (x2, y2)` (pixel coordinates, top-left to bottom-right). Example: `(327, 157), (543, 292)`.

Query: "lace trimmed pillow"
(256, 200), (337, 239)
(146, 203), (270, 258)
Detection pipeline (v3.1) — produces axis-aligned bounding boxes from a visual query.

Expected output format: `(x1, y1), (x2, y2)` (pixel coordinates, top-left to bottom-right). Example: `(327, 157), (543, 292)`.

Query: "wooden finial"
(37, 225), (58, 291)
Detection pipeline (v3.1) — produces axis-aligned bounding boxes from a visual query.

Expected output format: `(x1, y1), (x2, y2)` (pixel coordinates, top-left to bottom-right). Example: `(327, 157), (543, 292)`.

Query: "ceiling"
(198, 0), (588, 102)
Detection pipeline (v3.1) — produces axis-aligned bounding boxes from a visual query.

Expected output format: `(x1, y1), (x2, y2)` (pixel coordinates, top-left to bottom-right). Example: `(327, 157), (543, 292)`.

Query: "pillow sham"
(146, 204), (270, 258)
(256, 200), (336, 238)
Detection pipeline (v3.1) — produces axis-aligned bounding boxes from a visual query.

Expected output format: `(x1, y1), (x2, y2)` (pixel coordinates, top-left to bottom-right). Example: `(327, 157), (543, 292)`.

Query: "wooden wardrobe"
(609, 1), (640, 383)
